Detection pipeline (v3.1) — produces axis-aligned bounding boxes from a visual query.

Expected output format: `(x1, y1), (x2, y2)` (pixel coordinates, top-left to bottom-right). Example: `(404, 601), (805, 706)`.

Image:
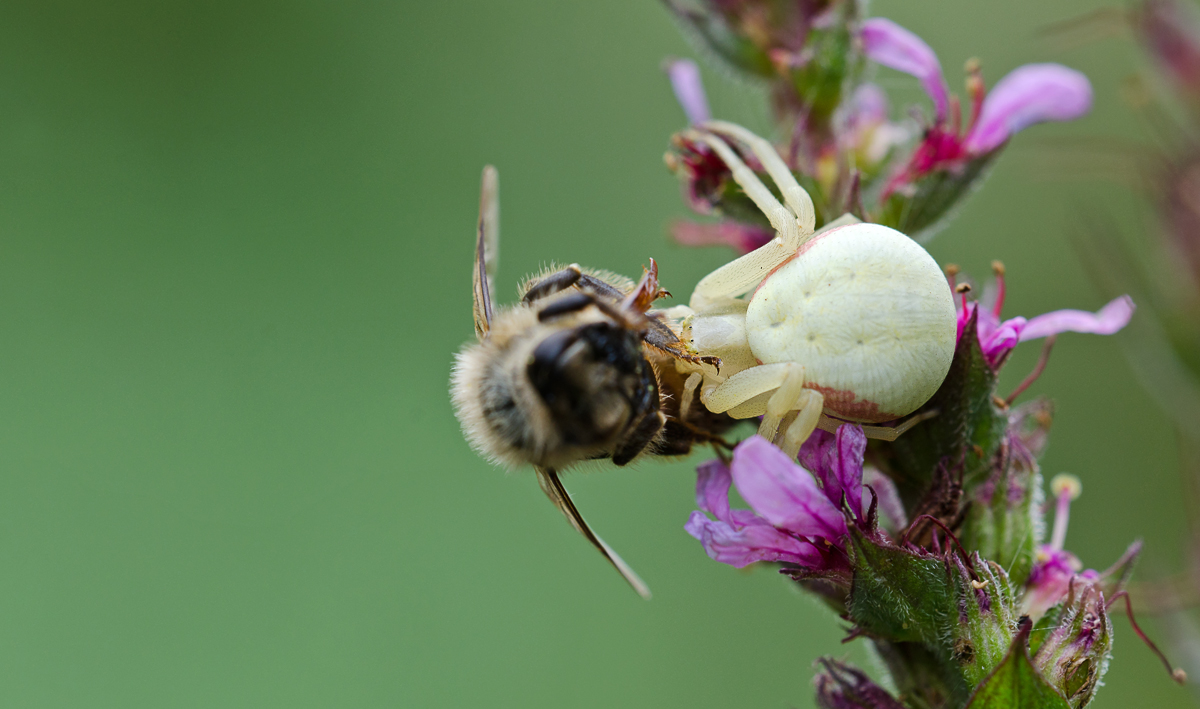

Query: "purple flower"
(665, 58), (711, 125)
(685, 436), (848, 570)
(950, 264), (1135, 369)
(861, 17), (1092, 195)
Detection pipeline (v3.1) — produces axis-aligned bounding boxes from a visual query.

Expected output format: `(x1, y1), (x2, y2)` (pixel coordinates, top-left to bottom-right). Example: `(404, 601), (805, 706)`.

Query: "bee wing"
(535, 466), (652, 600)
(473, 166), (500, 340)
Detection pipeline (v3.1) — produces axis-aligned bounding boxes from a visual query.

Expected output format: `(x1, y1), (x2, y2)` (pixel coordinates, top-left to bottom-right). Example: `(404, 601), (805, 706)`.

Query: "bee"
(450, 166), (734, 598)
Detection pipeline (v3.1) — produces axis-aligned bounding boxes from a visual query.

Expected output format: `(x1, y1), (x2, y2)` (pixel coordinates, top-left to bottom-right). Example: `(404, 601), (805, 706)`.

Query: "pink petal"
(694, 458), (732, 523)
(1019, 295), (1135, 342)
(832, 424), (866, 517)
(665, 58), (711, 125)
(860, 18), (948, 121)
(685, 512), (820, 568)
(863, 467), (907, 531)
(731, 436), (847, 541)
(798, 426), (865, 515)
(963, 63), (1093, 154)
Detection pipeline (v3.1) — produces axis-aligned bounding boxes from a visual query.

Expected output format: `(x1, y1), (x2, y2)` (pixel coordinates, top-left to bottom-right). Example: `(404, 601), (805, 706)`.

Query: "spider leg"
(704, 121), (815, 235)
(816, 409), (939, 441)
(682, 131), (809, 308)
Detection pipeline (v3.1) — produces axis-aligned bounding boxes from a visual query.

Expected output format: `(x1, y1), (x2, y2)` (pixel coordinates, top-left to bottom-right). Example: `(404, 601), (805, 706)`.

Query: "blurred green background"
(0, 0), (1189, 706)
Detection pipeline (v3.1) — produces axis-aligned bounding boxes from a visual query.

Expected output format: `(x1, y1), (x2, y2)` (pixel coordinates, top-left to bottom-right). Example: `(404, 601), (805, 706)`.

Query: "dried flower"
(815, 659), (907, 709)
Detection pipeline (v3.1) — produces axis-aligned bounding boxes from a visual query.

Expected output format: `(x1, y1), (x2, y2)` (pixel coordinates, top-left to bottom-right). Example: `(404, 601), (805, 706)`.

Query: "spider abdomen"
(745, 223), (956, 423)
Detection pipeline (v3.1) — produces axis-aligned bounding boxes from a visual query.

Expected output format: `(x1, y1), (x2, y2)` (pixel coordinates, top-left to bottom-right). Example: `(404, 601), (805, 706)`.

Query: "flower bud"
(1032, 581), (1112, 708)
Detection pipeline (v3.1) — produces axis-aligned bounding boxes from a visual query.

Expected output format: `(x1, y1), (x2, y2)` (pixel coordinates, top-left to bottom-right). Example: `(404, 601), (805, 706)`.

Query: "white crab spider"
(671, 121), (958, 458)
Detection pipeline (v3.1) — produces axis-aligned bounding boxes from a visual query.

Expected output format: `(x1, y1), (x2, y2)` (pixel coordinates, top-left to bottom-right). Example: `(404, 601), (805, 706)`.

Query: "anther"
(991, 260), (1006, 277)
(1051, 473), (1082, 501)
(944, 264), (960, 277)
(956, 283), (972, 294)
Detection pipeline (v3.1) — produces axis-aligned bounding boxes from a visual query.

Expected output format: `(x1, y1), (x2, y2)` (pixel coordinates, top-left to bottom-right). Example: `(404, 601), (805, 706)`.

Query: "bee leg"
(522, 264), (583, 303)
(641, 318), (721, 370)
(612, 411), (666, 466)
(536, 291), (596, 321)
(534, 289), (647, 333)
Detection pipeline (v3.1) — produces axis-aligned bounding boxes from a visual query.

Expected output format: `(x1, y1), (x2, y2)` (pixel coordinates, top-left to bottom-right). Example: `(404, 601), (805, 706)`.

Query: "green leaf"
(846, 528), (955, 646)
(965, 619), (1071, 709)
(877, 308), (1007, 508)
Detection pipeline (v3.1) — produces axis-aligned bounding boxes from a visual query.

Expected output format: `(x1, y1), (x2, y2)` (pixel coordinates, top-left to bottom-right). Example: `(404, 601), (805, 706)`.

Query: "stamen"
(1049, 473), (1081, 551)
(965, 58), (986, 129)
(1107, 591), (1188, 685)
(991, 260), (1006, 316)
(944, 263), (960, 292)
(1005, 334), (1057, 405)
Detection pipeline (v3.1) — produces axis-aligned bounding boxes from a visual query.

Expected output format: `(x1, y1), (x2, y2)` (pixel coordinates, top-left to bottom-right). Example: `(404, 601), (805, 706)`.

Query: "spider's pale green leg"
(759, 365), (808, 442)
(684, 132), (811, 309)
(704, 121), (816, 234)
(779, 389), (824, 459)
(815, 409), (938, 442)
(679, 372), (703, 422)
(702, 362), (795, 416)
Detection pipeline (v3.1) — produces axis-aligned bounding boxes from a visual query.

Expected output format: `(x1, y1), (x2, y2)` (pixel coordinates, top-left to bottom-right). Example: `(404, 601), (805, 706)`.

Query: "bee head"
(451, 318), (657, 471)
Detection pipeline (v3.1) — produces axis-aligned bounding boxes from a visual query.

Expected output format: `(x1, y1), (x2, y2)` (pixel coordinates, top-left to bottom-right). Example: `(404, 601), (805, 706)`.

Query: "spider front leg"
(682, 126), (816, 309)
(817, 410), (939, 442)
